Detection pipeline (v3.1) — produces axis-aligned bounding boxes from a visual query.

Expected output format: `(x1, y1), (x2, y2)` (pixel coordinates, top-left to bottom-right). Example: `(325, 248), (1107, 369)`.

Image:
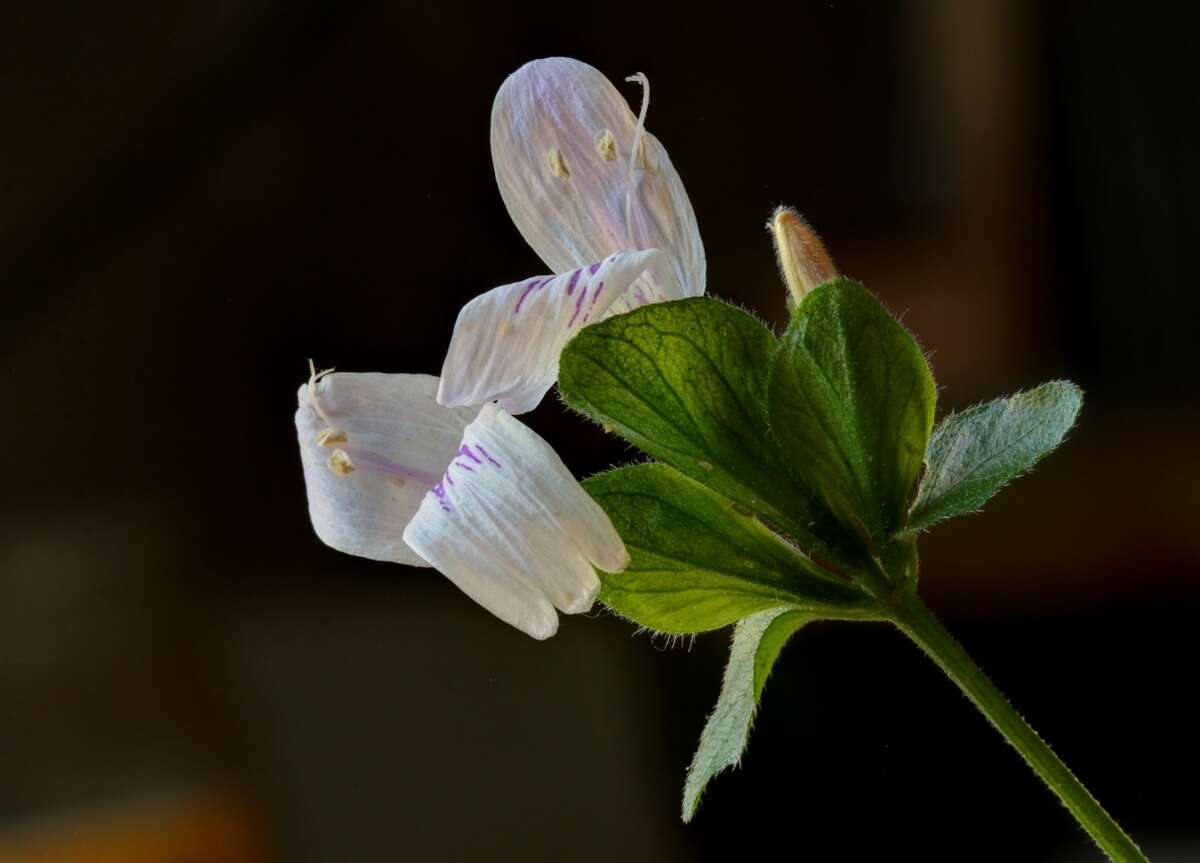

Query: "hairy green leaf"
(768, 279), (937, 543)
(908, 380), (1083, 531)
(682, 608), (812, 821)
(560, 297), (837, 555)
(583, 464), (870, 634)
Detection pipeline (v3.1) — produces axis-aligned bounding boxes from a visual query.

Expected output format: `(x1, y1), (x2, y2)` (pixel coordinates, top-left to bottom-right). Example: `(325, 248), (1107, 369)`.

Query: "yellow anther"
(316, 427), (348, 446)
(547, 147), (570, 178)
(769, 207), (838, 307)
(595, 128), (618, 161)
(327, 449), (355, 476)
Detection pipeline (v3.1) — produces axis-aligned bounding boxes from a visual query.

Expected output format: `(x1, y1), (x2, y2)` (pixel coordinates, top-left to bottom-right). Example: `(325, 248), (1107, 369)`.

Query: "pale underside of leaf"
(908, 380), (1083, 531)
(682, 607), (812, 821)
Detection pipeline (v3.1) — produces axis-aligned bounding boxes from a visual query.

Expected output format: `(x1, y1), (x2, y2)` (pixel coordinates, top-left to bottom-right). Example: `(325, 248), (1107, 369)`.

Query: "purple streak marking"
(566, 269), (583, 296)
(514, 277), (555, 315)
(589, 282), (604, 307)
(432, 482), (452, 512)
(457, 444), (482, 464)
(568, 285), (588, 327)
(588, 260), (603, 275)
(454, 461), (475, 472)
(513, 279), (540, 315)
(475, 444), (501, 467)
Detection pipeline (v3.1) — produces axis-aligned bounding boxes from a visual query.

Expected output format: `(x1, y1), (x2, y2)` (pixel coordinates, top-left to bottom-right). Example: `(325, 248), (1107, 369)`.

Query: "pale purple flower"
(296, 371), (625, 639)
(296, 58), (703, 638)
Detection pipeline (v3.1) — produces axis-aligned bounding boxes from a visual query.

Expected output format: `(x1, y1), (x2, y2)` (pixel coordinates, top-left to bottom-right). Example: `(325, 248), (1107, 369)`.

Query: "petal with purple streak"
(491, 57), (706, 299)
(403, 402), (628, 640)
(437, 248), (682, 414)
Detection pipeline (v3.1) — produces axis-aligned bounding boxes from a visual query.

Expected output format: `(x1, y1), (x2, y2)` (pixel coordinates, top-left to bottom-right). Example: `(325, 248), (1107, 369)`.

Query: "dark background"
(3, 1), (1198, 860)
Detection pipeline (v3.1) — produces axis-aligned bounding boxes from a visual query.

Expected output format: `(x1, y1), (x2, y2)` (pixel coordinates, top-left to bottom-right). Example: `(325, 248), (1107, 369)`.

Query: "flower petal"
(402, 402), (629, 639)
(437, 248), (680, 414)
(295, 372), (476, 566)
(491, 57), (705, 298)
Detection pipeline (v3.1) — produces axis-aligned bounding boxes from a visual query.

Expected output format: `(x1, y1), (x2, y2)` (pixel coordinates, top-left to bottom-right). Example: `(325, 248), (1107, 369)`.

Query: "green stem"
(893, 594), (1148, 862)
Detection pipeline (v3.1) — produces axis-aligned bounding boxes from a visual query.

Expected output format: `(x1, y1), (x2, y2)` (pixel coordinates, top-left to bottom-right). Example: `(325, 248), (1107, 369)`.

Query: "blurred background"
(2, 1), (1198, 860)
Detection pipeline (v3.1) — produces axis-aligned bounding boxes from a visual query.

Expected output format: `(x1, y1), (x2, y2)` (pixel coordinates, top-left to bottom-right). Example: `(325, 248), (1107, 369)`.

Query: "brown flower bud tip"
(769, 207), (838, 305)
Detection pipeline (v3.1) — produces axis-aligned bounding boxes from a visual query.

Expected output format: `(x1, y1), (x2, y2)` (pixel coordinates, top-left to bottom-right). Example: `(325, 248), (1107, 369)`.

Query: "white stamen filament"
(307, 358), (336, 423)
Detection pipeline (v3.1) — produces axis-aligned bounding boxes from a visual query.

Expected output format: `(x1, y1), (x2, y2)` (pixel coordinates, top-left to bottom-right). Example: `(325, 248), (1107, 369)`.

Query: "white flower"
(438, 57), (706, 414)
(295, 57), (701, 639)
(296, 370), (628, 639)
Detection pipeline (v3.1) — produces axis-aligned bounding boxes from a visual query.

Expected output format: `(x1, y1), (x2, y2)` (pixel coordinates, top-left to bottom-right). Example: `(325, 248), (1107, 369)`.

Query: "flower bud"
(769, 207), (837, 307)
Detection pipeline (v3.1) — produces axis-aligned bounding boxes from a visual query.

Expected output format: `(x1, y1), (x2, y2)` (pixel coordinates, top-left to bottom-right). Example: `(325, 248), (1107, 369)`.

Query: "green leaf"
(768, 279), (937, 543)
(582, 464), (871, 634)
(682, 608), (812, 821)
(908, 380), (1083, 531)
(560, 297), (838, 556)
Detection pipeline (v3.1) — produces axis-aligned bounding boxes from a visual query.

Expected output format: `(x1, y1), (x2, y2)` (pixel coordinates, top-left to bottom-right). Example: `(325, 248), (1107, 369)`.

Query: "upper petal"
(437, 248), (681, 414)
(491, 57), (705, 298)
(295, 372), (477, 566)
(402, 402), (629, 639)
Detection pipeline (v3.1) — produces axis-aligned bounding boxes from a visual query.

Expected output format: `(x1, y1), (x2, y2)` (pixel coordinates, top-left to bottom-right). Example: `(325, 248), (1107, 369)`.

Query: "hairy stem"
(893, 595), (1148, 862)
